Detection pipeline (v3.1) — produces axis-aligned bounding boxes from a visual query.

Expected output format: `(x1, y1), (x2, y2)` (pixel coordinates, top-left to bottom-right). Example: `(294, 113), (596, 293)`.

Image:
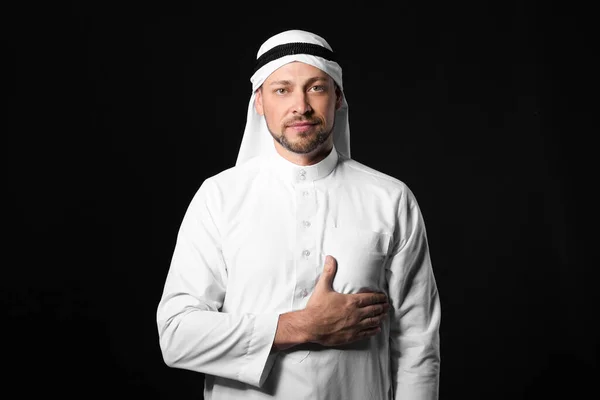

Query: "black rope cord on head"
(253, 42), (338, 74)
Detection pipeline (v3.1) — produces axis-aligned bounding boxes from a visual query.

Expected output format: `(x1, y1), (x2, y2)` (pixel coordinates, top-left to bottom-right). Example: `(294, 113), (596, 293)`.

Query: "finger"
(358, 313), (387, 330)
(315, 255), (337, 292)
(358, 326), (382, 339)
(354, 292), (388, 308)
(359, 303), (389, 321)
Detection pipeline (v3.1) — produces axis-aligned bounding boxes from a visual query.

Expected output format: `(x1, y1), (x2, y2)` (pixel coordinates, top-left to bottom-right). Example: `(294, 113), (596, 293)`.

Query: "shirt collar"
(269, 144), (339, 185)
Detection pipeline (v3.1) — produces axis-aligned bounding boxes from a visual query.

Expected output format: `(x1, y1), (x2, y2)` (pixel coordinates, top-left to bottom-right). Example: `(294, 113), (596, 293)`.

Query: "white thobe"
(156, 145), (441, 399)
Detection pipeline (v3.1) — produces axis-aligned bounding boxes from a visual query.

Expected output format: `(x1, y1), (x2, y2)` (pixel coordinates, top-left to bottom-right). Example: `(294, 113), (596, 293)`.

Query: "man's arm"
(387, 186), (441, 400)
(156, 179), (279, 388)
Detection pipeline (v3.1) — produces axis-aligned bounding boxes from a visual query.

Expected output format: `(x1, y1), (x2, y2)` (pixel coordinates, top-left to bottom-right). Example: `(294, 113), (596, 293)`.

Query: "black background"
(5, 2), (596, 399)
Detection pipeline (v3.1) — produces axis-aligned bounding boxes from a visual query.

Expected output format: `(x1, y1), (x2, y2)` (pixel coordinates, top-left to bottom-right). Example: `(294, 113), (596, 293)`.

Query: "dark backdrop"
(6, 2), (595, 399)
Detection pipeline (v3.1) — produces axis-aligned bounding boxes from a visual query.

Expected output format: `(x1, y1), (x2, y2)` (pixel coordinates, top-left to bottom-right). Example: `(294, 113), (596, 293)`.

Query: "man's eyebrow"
(269, 80), (293, 86)
(268, 76), (330, 86)
(305, 76), (330, 85)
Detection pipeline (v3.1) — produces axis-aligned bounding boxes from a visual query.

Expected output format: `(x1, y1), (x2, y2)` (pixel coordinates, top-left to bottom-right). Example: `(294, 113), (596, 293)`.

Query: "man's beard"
(268, 118), (334, 154)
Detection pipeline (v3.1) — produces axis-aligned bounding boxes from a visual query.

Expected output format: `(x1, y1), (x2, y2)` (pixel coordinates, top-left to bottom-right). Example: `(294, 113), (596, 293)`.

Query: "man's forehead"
(265, 61), (332, 83)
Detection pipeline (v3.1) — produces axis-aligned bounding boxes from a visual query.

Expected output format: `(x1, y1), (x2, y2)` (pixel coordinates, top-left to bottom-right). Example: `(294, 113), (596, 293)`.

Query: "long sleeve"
(387, 186), (441, 400)
(156, 178), (280, 387)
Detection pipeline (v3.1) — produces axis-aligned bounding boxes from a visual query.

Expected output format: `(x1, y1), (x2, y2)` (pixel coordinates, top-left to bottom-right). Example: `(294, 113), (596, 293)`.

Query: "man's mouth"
(287, 121), (317, 127)
(287, 122), (317, 133)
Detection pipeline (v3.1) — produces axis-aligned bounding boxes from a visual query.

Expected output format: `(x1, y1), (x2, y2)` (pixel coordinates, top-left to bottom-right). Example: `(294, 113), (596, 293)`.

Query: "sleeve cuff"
(237, 312), (280, 387)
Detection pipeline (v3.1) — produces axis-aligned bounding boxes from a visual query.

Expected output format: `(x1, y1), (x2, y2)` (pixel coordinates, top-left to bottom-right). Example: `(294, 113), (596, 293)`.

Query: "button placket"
(294, 182), (317, 308)
(298, 169), (307, 181)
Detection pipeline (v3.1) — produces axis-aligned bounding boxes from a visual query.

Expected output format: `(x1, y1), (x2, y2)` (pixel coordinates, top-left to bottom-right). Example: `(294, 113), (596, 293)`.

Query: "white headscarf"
(235, 29), (351, 166)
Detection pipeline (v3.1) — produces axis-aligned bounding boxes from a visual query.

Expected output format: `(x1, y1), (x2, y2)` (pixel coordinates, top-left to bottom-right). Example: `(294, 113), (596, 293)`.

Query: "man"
(156, 29), (441, 399)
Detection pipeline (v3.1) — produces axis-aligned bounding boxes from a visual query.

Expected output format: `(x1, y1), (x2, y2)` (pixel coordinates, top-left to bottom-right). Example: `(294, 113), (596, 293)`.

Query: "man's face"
(255, 62), (342, 154)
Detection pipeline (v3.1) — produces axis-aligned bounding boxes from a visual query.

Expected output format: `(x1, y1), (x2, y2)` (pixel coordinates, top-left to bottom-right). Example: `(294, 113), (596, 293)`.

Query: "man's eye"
(275, 88), (287, 94)
(310, 85), (326, 92)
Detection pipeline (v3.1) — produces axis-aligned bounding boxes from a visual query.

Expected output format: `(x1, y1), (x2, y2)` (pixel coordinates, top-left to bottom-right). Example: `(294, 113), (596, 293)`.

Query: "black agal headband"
(253, 42), (338, 74)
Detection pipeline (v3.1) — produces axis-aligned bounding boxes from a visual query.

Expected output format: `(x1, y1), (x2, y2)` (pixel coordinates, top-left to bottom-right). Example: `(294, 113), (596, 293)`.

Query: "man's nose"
(291, 92), (312, 114)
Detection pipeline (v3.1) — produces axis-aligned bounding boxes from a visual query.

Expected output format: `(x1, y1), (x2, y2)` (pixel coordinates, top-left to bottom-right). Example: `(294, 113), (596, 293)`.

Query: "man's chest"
(218, 183), (394, 311)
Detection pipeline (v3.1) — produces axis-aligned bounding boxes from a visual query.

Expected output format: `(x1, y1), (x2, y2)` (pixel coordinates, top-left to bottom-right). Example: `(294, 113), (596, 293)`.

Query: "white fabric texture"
(156, 147), (441, 399)
(235, 29), (350, 166)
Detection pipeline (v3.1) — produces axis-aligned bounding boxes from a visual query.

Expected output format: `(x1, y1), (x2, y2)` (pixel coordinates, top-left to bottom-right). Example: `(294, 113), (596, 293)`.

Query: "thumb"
(316, 255), (337, 291)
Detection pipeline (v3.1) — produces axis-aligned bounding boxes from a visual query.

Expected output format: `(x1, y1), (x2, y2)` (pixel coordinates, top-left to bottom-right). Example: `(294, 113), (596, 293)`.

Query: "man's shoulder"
(205, 155), (264, 186)
(190, 156), (264, 207)
(338, 156), (409, 192)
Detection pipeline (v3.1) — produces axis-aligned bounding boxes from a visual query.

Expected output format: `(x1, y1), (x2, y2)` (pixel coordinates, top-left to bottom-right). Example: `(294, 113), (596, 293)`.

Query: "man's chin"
(283, 144), (315, 154)
(271, 128), (330, 154)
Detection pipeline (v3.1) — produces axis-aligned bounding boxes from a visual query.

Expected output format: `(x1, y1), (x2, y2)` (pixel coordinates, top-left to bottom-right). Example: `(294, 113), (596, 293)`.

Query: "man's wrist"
(272, 309), (312, 350)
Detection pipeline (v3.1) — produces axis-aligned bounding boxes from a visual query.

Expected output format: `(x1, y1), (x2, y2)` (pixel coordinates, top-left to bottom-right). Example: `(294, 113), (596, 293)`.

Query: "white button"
(302, 220), (311, 227)
(302, 249), (310, 258)
(299, 175), (306, 180)
(302, 190), (309, 197)
(299, 169), (306, 175)
(300, 288), (309, 298)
